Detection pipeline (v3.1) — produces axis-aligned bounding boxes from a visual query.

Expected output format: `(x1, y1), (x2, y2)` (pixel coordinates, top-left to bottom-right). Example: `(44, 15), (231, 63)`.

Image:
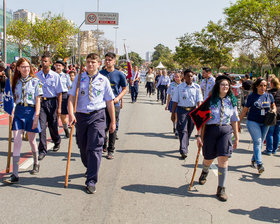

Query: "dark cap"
(215, 75), (231, 84)
(55, 60), (66, 67)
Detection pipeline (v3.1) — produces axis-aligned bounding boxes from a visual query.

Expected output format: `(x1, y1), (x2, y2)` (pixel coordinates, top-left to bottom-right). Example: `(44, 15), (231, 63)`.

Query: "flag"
(3, 72), (14, 115)
(124, 43), (132, 80)
(189, 95), (212, 131)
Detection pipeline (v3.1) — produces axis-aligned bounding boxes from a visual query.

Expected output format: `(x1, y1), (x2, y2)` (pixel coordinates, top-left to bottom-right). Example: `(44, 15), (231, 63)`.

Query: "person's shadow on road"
(229, 206), (280, 223)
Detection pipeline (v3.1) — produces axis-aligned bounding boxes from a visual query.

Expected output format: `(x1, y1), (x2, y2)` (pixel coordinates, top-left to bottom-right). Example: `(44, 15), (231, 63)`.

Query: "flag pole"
(6, 69), (12, 173)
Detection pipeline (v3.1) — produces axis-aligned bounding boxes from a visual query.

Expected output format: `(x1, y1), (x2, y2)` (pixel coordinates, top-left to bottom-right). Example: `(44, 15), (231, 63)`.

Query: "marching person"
(165, 72), (182, 136)
(171, 69), (203, 159)
(68, 53), (115, 194)
(239, 78), (276, 173)
(99, 52), (127, 159)
(197, 75), (239, 202)
(130, 65), (140, 103)
(145, 67), (155, 97)
(55, 60), (72, 138)
(4, 58), (43, 184)
(36, 52), (63, 160)
(157, 69), (170, 105)
(200, 67), (215, 100)
(155, 70), (162, 101)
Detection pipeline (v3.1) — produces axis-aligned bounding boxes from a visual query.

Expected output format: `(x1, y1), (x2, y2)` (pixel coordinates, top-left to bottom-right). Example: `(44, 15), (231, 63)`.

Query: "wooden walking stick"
(6, 69), (13, 173)
(188, 124), (206, 191)
(65, 67), (83, 188)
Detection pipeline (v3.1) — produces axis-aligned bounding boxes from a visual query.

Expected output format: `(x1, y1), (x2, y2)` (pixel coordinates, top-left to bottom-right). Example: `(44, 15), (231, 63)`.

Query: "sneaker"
(102, 147), (107, 153)
(257, 164), (265, 174)
(86, 185), (96, 194)
(30, 164), (40, 175)
(199, 170), (209, 185)
(262, 151), (272, 156)
(251, 160), (256, 168)
(38, 153), (46, 161)
(3, 174), (19, 184)
(216, 186), (228, 202)
(272, 151), (277, 155)
(53, 144), (60, 152)
(107, 152), (114, 160)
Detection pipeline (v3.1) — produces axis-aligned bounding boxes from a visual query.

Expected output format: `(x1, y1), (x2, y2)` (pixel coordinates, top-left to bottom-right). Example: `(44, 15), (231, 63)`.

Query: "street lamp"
(113, 27), (119, 54)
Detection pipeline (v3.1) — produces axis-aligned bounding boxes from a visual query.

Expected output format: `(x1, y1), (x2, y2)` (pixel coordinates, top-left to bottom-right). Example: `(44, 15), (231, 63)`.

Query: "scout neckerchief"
(219, 97), (225, 126)
(19, 75), (33, 105)
(88, 72), (98, 101)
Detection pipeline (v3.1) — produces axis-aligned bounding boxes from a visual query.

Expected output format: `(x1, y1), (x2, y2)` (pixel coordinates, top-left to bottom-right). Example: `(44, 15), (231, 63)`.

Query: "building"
(80, 30), (97, 57)
(146, 51), (153, 62)
(13, 9), (40, 23)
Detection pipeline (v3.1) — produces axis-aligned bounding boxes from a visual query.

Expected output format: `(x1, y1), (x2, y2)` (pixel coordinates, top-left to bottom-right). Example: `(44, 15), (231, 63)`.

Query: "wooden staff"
(188, 124), (206, 191)
(6, 69), (12, 173)
(64, 67), (83, 188)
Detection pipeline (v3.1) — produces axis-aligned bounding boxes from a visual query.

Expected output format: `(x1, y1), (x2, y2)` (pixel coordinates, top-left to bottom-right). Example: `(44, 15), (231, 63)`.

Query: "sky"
(5, 0), (236, 59)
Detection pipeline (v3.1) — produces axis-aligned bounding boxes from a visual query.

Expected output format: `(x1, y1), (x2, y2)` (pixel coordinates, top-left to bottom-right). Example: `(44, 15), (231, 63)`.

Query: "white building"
(146, 51), (153, 62)
(13, 9), (40, 23)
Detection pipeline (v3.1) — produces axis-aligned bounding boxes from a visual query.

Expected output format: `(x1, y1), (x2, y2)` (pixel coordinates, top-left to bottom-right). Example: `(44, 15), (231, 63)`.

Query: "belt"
(76, 109), (102, 115)
(180, 106), (196, 111)
(41, 97), (57, 101)
(17, 103), (35, 108)
(207, 124), (230, 127)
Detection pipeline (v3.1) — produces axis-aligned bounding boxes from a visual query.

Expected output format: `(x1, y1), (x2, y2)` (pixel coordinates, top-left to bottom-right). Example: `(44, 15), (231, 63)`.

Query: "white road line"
(19, 143), (54, 170)
(200, 150), (218, 176)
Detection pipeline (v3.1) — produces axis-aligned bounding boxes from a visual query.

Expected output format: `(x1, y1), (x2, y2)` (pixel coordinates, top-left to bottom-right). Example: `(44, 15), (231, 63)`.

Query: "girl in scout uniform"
(196, 75), (239, 201)
(4, 58), (43, 184)
(165, 72), (182, 136)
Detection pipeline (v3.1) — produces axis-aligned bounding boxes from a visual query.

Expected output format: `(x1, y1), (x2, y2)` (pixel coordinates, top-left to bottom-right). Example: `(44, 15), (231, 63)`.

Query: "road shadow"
(121, 184), (215, 199)
(233, 148), (252, 155)
(125, 132), (177, 140)
(0, 173), (86, 195)
(229, 207), (280, 223)
(117, 149), (180, 159)
(239, 174), (280, 187)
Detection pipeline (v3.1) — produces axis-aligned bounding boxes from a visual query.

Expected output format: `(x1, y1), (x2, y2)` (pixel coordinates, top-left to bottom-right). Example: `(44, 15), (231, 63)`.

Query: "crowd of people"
(1, 52), (279, 201)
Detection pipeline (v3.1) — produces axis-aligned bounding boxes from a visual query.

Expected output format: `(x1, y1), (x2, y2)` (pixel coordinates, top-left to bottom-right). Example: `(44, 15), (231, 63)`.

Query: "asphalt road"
(0, 85), (279, 224)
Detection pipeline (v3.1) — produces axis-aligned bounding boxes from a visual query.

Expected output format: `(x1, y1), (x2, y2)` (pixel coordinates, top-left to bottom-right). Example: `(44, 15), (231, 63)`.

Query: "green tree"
(7, 18), (31, 57)
(152, 44), (178, 70)
(30, 12), (78, 55)
(225, 0), (280, 69)
(119, 51), (144, 66)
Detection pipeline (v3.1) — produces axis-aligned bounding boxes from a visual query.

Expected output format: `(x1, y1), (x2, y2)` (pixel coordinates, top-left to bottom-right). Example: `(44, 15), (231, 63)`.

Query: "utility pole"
(113, 27), (119, 54)
(3, 0), (6, 63)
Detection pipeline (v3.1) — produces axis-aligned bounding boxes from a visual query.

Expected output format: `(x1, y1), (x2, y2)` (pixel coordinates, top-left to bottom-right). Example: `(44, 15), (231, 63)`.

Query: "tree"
(151, 44), (178, 70)
(194, 20), (235, 70)
(91, 29), (114, 56)
(30, 12), (78, 55)
(225, 0), (280, 69)
(7, 18), (31, 57)
(119, 51), (144, 66)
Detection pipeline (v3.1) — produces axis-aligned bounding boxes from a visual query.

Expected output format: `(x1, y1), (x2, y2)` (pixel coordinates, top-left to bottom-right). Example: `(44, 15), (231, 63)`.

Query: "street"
(0, 85), (279, 224)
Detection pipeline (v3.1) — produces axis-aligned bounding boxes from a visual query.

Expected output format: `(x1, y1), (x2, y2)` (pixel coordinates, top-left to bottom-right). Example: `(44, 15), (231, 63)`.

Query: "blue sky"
(5, 0), (236, 58)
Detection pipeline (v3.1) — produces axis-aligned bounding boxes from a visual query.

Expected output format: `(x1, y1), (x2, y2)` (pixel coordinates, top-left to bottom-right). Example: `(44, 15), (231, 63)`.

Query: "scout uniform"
(167, 81), (179, 112)
(173, 82), (203, 157)
(36, 69), (63, 157)
(200, 75), (215, 100)
(59, 71), (71, 115)
(131, 70), (140, 103)
(12, 76), (43, 132)
(68, 71), (115, 189)
(156, 75), (170, 104)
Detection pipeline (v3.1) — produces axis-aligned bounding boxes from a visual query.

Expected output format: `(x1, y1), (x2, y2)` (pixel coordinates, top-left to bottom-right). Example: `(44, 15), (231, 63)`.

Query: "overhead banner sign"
(85, 12), (119, 25)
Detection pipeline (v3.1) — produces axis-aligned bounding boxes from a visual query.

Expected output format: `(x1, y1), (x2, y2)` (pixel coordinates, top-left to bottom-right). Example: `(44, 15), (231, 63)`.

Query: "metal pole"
(113, 27), (119, 54)
(97, 0), (99, 30)
(78, 20), (85, 67)
(3, 0), (7, 63)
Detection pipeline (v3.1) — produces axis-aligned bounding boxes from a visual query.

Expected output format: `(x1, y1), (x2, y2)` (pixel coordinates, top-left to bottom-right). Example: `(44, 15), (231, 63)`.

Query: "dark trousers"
(146, 82), (153, 96)
(38, 98), (61, 154)
(75, 109), (106, 186)
(177, 107), (195, 155)
(159, 85), (168, 104)
(157, 87), (160, 100)
(131, 81), (139, 102)
(104, 106), (120, 153)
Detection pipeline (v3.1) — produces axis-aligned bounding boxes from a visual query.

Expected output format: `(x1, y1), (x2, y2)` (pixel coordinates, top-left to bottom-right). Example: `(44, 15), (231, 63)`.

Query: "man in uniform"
(171, 69), (203, 159)
(99, 52), (127, 159)
(55, 60), (72, 138)
(68, 53), (115, 194)
(36, 52), (63, 160)
(130, 65), (140, 103)
(200, 67), (215, 100)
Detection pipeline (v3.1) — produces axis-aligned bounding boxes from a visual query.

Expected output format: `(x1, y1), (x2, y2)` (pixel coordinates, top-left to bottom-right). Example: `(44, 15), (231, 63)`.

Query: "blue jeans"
(247, 120), (269, 165)
(265, 121), (280, 153)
